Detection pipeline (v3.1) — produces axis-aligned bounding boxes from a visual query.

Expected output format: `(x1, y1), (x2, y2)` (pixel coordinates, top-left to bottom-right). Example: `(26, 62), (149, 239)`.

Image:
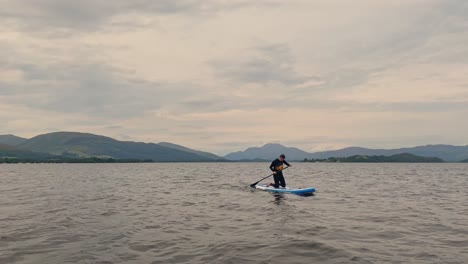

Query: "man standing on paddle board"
(267, 154), (291, 188)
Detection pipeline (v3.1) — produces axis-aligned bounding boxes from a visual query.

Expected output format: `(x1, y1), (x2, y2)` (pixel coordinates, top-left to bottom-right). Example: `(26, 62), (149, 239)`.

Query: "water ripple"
(0, 163), (467, 263)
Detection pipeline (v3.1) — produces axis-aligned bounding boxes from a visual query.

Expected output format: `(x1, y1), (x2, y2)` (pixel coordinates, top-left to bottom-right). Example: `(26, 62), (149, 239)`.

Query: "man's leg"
(278, 173), (286, 187)
(273, 173), (280, 188)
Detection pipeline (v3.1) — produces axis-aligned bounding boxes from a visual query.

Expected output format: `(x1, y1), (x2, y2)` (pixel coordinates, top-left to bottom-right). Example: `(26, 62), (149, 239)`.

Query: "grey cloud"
(260, 93), (468, 114)
(291, 0), (468, 93)
(372, 101), (468, 113)
(0, 38), (248, 118)
(178, 98), (236, 113)
(1, 0), (467, 153)
(0, 1), (119, 31)
(213, 43), (321, 86)
(1, 67), (258, 122)
(437, 0), (468, 22)
(0, 0), (281, 33)
(386, 2), (467, 61)
(175, 96), (258, 113)
(316, 68), (378, 91)
(332, 101), (468, 114)
(0, 59), (206, 119)
(105, 126), (123, 130)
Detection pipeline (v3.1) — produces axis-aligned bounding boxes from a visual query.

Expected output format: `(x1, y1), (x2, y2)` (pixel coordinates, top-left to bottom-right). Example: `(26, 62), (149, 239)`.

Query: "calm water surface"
(1, 163), (467, 264)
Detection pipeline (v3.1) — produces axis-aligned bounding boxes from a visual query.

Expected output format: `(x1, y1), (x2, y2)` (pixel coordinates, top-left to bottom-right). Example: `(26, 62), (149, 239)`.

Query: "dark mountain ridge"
(304, 153), (444, 163)
(224, 143), (310, 161)
(15, 132), (218, 162)
(3, 132), (468, 162)
(0, 134), (27, 146)
(225, 144), (468, 162)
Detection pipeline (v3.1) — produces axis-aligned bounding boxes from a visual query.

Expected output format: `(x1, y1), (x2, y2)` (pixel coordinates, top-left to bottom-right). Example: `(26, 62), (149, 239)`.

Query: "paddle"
(250, 166), (289, 188)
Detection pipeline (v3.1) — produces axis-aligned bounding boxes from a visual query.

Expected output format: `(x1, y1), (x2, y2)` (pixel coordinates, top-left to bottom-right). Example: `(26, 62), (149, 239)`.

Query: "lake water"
(1, 163), (467, 264)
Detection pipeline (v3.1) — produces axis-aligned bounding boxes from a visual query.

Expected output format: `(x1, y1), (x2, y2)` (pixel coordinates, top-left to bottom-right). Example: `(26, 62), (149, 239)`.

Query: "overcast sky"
(1, 0), (467, 155)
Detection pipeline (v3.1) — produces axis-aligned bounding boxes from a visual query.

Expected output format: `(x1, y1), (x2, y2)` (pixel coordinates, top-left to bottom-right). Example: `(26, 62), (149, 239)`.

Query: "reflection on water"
(271, 193), (286, 205)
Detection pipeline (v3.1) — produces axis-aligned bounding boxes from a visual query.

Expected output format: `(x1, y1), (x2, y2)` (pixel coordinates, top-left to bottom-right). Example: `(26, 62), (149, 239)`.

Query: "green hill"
(0, 134), (27, 146)
(0, 143), (56, 160)
(304, 153), (444, 163)
(0, 143), (19, 151)
(0, 143), (150, 163)
(17, 132), (216, 162)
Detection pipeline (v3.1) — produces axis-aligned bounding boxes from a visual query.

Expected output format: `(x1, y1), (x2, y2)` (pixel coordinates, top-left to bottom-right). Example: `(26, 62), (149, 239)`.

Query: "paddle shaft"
(250, 166), (289, 187)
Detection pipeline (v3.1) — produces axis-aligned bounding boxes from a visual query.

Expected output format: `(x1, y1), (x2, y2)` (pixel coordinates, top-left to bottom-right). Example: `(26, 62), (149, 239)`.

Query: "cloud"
(1, 0), (468, 153)
(212, 43), (321, 87)
(1, 61), (150, 116)
(0, 0), (282, 34)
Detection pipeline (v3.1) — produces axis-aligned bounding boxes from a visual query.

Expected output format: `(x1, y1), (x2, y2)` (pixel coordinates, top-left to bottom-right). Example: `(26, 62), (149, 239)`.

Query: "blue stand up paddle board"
(254, 184), (315, 196)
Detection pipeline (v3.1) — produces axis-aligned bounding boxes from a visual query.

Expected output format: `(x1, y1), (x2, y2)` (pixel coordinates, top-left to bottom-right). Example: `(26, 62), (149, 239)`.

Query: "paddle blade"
(249, 167), (288, 188)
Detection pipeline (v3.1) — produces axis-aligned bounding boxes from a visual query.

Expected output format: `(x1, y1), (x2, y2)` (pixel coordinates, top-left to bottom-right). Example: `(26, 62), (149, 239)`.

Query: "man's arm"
(269, 160), (276, 171)
(283, 160), (291, 167)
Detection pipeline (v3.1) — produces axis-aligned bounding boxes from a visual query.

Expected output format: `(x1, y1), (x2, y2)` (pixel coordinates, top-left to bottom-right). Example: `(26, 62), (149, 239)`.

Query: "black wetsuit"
(269, 158), (290, 188)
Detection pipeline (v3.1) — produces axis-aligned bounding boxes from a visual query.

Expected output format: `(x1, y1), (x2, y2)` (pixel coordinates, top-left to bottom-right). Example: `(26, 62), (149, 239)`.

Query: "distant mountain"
(0, 143), (18, 151)
(224, 143), (310, 161)
(0, 134), (27, 146)
(305, 153), (444, 163)
(159, 142), (224, 160)
(309, 147), (392, 159)
(225, 144), (468, 162)
(236, 158), (270, 162)
(17, 132), (218, 162)
(5, 131), (468, 162)
(309, 145), (468, 162)
(0, 143), (56, 160)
